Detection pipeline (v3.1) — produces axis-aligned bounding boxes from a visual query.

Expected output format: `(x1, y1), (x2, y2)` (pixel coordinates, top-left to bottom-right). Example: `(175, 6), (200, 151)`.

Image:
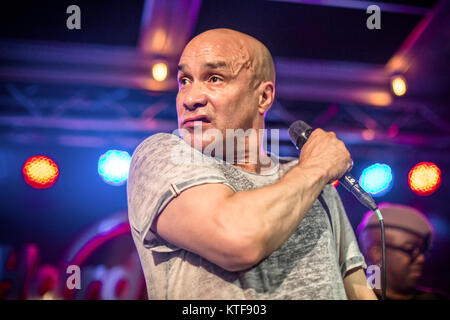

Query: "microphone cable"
(288, 120), (386, 300)
(374, 208), (386, 300)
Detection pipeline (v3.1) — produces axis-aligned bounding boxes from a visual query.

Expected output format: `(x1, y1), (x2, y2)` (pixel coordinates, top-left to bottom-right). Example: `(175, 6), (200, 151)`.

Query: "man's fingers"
(299, 128), (353, 183)
(348, 159), (354, 172)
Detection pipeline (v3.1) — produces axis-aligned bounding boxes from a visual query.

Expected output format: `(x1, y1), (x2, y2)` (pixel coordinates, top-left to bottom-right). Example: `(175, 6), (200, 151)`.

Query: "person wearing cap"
(357, 203), (448, 300)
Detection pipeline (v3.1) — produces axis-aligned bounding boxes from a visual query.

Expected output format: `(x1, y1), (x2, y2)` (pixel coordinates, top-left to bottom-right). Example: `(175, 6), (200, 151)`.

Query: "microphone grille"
(288, 120), (311, 141)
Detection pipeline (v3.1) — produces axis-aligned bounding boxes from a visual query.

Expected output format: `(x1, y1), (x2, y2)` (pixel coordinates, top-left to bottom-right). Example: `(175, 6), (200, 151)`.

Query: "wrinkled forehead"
(178, 35), (251, 75)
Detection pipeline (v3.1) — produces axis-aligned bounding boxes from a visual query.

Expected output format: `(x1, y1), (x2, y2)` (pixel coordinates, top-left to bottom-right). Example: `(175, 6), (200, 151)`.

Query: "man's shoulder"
(129, 132), (185, 176)
(133, 132), (181, 155)
(132, 132), (183, 159)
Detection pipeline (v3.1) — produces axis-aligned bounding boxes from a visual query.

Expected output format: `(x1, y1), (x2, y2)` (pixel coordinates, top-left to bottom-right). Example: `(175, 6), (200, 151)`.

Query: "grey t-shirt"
(127, 133), (366, 299)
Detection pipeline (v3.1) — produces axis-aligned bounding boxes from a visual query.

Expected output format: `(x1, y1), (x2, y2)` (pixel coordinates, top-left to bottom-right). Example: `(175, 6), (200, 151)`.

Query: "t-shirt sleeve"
(127, 133), (236, 253)
(323, 185), (367, 278)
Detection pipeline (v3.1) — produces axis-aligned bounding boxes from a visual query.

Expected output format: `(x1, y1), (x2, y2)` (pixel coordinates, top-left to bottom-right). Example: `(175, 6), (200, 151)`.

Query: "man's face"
(176, 35), (259, 151)
(384, 229), (428, 293)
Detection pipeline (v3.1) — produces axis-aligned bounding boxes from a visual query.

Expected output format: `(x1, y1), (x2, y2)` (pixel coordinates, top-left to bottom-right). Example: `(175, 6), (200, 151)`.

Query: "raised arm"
(152, 129), (353, 271)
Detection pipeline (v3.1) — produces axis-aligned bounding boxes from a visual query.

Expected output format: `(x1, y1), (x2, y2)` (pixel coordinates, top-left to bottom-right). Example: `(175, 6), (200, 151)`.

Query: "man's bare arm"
(152, 129), (352, 271)
(343, 267), (378, 300)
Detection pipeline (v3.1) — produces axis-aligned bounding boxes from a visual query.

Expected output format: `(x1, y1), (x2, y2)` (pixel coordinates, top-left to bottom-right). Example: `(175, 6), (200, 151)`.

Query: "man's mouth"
(409, 266), (423, 277)
(182, 116), (211, 127)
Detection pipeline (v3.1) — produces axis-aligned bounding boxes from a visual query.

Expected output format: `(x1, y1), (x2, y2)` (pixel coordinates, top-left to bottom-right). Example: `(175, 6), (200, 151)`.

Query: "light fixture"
(391, 74), (407, 97)
(152, 62), (168, 82)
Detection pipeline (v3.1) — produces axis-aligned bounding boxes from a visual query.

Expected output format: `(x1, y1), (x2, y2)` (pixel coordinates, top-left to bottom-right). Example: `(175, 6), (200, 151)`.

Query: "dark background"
(0, 0), (448, 297)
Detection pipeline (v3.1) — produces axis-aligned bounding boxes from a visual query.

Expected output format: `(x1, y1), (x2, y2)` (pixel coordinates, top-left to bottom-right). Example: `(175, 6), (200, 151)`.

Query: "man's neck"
(235, 152), (274, 174)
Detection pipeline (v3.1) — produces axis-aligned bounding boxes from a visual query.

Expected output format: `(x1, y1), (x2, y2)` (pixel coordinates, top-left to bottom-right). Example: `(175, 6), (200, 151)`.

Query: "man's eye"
(210, 76), (222, 83)
(179, 78), (189, 85)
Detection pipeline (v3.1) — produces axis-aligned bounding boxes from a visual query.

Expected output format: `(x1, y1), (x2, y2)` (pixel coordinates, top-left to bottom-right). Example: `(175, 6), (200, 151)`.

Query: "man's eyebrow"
(177, 61), (228, 73)
(204, 61), (227, 69)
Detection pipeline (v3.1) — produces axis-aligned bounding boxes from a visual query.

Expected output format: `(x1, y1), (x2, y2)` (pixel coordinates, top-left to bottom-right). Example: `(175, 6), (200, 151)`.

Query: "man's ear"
(258, 81), (275, 116)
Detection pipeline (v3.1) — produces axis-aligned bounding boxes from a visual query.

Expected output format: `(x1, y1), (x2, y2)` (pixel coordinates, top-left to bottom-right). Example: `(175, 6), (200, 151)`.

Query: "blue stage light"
(98, 150), (131, 186)
(359, 163), (393, 197)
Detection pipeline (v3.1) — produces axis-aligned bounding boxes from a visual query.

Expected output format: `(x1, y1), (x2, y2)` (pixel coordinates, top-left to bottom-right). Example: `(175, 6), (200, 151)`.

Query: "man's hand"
(153, 130), (354, 272)
(298, 128), (353, 184)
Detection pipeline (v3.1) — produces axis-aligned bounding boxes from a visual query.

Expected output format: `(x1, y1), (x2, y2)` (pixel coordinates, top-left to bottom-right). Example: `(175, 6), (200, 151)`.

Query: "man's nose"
(183, 82), (207, 111)
(415, 252), (426, 263)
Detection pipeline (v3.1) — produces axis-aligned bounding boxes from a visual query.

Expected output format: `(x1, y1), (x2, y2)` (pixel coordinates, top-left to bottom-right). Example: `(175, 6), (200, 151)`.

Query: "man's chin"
(181, 134), (224, 156)
(402, 275), (420, 291)
(409, 271), (422, 281)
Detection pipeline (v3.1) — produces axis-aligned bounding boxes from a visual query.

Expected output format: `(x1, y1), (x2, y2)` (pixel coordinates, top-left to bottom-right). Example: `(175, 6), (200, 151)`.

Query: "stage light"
(362, 129), (375, 141)
(331, 180), (339, 188)
(359, 163), (393, 197)
(41, 292), (57, 300)
(388, 124), (399, 137)
(152, 62), (168, 82)
(98, 150), (131, 186)
(23, 155), (59, 189)
(391, 74), (407, 96)
(365, 91), (392, 107)
(408, 162), (441, 196)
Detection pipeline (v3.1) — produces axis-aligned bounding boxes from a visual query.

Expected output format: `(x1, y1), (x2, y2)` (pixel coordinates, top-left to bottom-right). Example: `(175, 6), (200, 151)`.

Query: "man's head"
(176, 28), (275, 156)
(357, 203), (434, 295)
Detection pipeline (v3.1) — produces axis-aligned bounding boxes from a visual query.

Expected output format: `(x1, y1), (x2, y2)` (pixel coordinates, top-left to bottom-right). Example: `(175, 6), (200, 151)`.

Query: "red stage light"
(22, 155), (59, 189)
(408, 162), (441, 196)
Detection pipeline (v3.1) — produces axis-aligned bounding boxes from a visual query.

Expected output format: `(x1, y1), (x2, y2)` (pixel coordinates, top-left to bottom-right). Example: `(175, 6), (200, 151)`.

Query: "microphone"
(289, 120), (387, 300)
(288, 120), (378, 211)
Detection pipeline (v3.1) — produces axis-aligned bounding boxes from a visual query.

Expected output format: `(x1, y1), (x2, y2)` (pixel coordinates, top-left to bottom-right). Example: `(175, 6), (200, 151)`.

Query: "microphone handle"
(339, 174), (378, 211)
(293, 128), (378, 211)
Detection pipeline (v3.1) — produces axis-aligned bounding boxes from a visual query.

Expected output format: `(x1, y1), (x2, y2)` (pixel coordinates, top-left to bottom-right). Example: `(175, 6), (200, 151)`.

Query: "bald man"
(127, 29), (376, 299)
